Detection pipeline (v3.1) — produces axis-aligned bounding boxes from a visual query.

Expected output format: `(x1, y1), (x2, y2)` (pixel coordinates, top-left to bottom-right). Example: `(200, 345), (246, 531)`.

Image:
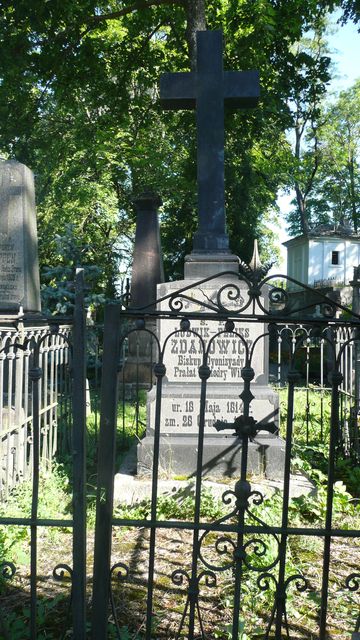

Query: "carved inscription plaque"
(158, 284), (267, 384)
(148, 281), (277, 436)
(148, 393), (277, 435)
(160, 318), (265, 383)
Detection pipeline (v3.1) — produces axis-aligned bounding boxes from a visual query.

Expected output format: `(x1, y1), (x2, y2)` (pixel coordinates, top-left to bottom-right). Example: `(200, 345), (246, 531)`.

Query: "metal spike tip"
(249, 239), (262, 271)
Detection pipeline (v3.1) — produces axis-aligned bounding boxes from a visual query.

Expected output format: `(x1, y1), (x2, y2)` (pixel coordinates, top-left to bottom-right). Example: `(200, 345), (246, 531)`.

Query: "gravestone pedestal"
(138, 432), (284, 479)
(137, 258), (283, 480)
(184, 252), (239, 279)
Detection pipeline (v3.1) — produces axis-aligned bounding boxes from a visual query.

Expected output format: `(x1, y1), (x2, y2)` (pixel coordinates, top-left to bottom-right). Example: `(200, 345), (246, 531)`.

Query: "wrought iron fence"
(272, 324), (360, 457)
(0, 270), (87, 640)
(92, 268), (360, 640)
(0, 267), (359, 639)
(0, 320), (72, 500)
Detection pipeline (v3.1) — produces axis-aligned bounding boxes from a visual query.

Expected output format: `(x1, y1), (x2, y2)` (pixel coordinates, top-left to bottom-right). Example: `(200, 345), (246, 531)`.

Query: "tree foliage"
(287, 79), (360, 234)
(317, 81), (360, 230)
(0, 0), (356, 306)
(339, 0), (360, 26)
(286, 23), (332, 235)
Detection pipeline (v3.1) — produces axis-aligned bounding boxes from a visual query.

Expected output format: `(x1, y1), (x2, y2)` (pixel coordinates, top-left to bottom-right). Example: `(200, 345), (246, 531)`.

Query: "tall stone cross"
(160, 30), (260, 253)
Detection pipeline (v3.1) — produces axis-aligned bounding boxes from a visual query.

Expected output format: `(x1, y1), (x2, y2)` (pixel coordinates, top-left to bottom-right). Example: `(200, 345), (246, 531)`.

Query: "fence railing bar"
(275, 370), (298, 637)
(181, 335), (208, 640)
(29, 342), (41, 640)
(109, 518), (360, 537)
(145, 347), (165, 640)
(0, 516), (74, 526)
(0, 404), (60, 439)
(49, 335), (55, 463)
(53, 343), (59, 456)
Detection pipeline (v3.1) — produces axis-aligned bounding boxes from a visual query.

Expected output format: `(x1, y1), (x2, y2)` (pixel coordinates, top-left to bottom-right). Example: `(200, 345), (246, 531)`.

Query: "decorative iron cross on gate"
(160, 30), (260, 253)
(214, 415), (278, 439)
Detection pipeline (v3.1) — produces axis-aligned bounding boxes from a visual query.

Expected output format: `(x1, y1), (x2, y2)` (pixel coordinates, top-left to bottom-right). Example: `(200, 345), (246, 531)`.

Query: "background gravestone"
(0, 159), (41, 313)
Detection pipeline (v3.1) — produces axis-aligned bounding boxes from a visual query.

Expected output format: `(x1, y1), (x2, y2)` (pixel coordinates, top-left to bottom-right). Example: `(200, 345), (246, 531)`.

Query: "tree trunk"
(185, 0), (206, 70)
(294, 182), (310, 235)
(294, 122), (310, 236)
(348, 150), (358, 232)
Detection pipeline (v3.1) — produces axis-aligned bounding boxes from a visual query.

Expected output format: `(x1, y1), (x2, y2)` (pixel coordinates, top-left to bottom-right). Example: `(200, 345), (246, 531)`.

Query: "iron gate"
(92, 269), (360, 640)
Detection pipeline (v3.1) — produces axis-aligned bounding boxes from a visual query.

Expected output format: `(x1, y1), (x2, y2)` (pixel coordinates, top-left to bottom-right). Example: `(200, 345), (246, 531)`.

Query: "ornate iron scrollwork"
(171, 568), (217, 639)
(198, 480), (280, 574)
(53, 563), (73, 582)
(0, 561), (16, 581)
(346, 573), (360, 638)
(110, 562), (130, 637)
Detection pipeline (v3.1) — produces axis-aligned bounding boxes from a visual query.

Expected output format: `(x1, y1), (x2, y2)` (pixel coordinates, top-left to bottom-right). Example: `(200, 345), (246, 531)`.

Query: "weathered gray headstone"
(136, 31), (283, 479)
(0, 159), (41, 313)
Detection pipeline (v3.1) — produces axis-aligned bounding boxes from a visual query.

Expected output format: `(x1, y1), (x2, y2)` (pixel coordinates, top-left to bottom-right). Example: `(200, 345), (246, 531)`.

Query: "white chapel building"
(283, 225), (360, 290)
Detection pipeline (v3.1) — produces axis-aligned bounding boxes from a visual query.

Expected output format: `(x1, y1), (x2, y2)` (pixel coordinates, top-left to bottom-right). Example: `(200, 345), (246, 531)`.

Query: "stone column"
(123, 192), (164, 394)
(130, 191), (164, 308)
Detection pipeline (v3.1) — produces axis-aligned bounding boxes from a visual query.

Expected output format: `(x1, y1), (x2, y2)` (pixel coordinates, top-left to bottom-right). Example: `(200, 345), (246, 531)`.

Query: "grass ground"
(0, 389), (359, 639)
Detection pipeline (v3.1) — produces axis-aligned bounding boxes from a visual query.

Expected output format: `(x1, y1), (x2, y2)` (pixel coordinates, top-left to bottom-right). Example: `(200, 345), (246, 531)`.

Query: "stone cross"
(160, 30), (260, 253)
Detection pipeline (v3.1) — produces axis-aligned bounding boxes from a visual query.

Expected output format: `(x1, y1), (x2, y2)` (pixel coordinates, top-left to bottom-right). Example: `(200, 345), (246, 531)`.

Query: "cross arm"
(160, 72), (196, 110)
(214, 415), (278, 438)
(224, 71), (260, 108)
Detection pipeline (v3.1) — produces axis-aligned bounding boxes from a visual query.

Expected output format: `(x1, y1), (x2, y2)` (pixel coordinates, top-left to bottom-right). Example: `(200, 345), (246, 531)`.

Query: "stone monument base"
(137, 432), (285, 480)
(135, 265), (284, 482)
(184, 252), (239, 279)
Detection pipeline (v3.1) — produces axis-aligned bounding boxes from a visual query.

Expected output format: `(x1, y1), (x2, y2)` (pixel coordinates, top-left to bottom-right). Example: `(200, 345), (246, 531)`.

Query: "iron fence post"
(351, 267), (360, 453)
(319, 366), (343, 638)
(72, 268), (87, 638)
(29, 345), (42, 639)
(275, 369), (300, 637)
(91, 304), (122, 639)
(15, 317), (24, 481)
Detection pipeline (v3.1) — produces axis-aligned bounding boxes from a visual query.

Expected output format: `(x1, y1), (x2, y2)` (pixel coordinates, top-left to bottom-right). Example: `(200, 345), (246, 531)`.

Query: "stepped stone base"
(137, 432), (285, 480)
